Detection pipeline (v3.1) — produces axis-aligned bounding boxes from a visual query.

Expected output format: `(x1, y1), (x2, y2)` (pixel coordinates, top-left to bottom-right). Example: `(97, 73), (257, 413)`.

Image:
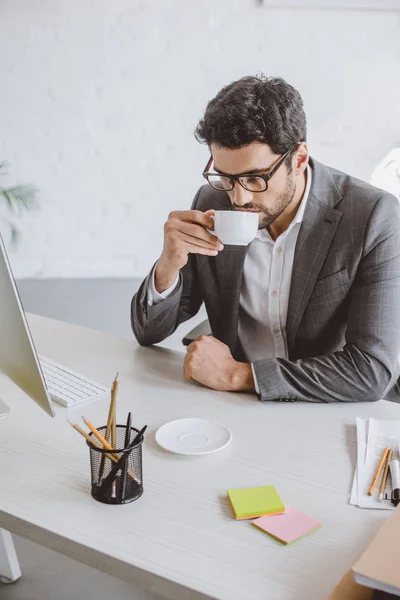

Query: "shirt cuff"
(147, 262), (180, 306)
(251, 363), (260, 395)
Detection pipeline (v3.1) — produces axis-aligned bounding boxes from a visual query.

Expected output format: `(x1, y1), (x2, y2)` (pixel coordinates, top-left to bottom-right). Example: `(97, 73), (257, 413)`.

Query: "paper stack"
(350, 418), (400, 510)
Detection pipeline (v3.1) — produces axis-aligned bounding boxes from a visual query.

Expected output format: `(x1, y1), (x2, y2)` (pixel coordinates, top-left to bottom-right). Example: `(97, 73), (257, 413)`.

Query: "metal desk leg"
(0, 529), (22, 583)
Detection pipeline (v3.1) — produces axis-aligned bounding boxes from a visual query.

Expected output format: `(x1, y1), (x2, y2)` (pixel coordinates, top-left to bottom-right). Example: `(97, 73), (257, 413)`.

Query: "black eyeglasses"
(202, 144), (300, 193)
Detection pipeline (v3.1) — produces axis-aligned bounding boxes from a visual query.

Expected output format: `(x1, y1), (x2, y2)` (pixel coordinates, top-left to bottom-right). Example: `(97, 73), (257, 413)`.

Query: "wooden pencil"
(368, 447), (389, 496)
(99, 373), (119, 478)
(81, 416), (135, 479)
(109, 374), (119, 498)
(68, 420), (118, 464)
(106, 373), (119, 447)
(111, 373), (119, 450)
(82, 416), (116, 449)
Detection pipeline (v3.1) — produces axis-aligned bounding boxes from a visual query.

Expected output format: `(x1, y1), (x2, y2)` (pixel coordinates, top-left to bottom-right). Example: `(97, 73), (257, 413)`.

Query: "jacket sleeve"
(131, 189), (204, 346)
(253, 194), (400, 403)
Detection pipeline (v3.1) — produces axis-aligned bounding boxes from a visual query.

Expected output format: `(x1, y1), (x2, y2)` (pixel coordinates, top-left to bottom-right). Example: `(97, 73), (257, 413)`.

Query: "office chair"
(182, 319), (211, 346)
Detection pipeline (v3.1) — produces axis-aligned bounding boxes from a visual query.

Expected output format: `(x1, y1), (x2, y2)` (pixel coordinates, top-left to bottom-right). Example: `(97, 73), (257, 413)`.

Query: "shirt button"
(271, 290), (278, 297)
(273, 328), (280, 335)
(276, 247), (283, 253)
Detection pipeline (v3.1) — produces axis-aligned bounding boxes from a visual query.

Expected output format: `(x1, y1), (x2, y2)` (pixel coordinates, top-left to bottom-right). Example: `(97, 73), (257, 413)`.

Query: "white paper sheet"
(356, 417), (368, 506)
(359, 418), (399, 509)
(349, 417), (366, 506)
(350, 469), (358, 505)
(350, 418), (399, 510)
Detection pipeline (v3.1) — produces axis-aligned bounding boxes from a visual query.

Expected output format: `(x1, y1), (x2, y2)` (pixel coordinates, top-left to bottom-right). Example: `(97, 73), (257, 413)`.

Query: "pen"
(118, 411), (132, 502)
(131, 425), (147, 446)
(97, 425), (147, 499)
(390, 457), (400, 506)
(368, 447), (389, 496)
(378, 448), (392, 502)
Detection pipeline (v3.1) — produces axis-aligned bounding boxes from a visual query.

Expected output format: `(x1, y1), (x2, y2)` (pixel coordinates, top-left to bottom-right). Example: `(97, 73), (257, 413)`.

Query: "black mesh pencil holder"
(87, 425), (143, 505)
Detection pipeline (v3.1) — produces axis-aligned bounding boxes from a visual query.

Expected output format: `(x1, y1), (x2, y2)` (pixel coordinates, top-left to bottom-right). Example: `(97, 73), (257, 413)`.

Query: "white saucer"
(155, 418), (232, 456)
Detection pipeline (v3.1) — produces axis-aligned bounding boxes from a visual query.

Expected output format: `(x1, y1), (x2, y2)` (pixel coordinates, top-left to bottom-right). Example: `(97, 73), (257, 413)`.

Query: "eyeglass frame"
(202, 143), (301, 193)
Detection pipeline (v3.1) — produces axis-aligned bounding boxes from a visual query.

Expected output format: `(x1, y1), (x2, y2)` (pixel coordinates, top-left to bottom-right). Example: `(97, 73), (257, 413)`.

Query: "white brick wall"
(1, 0), (399, 278)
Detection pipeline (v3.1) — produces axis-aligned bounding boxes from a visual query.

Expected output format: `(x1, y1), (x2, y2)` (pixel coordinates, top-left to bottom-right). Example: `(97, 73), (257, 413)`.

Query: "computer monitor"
(0, 233), (55, 418)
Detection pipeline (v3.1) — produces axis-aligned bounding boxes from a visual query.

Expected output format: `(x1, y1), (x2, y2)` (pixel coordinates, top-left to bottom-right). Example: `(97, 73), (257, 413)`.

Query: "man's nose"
(231, 181), (253, 207)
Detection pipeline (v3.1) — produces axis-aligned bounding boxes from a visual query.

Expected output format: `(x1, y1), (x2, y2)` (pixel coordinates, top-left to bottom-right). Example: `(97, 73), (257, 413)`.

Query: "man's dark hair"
(195, 75), (307, 160)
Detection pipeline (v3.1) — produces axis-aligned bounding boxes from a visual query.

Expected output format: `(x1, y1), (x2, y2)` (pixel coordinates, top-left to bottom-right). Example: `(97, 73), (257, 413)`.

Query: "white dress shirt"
(147, 166), (312, 391)
(239, 165), (311, 362)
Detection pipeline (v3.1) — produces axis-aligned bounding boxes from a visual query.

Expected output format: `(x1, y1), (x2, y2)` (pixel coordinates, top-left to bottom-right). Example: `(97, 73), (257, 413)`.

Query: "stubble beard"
(233, 173), (296, 230)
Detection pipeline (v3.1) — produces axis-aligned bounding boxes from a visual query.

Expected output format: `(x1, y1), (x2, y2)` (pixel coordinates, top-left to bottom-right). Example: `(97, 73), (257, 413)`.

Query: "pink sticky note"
(252, 506), (322, 545)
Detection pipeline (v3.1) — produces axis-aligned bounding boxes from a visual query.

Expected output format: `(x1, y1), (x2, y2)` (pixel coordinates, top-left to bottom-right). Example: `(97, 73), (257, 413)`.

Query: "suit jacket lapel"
(207, 191), (247, 354)
(286, 159), (343, 354)
(215, 244), (247, 354)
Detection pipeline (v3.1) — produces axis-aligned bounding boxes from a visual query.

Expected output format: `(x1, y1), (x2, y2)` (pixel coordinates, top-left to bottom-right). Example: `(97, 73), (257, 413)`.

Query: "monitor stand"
(0, 398), (10, 417)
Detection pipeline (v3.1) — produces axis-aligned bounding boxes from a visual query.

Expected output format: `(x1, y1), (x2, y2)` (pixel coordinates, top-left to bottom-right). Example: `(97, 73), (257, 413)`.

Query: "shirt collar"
(255, 164), (312, 242)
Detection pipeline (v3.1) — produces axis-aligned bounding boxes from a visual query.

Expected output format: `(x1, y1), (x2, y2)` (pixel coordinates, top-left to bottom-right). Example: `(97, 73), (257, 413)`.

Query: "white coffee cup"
(207, 210), (259, 246)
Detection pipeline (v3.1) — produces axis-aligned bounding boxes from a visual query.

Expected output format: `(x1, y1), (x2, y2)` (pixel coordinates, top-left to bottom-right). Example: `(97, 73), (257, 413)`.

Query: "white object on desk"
(350, 417), (399, 510)
(0, 232), (110, 416)
(39, 355), (110, 407)
(155, 418), (232, 455)
(2, 314), (400, 600)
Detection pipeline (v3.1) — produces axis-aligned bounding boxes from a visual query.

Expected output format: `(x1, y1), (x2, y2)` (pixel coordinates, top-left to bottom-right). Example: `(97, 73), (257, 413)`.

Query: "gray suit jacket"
(131, 158), (400, 403)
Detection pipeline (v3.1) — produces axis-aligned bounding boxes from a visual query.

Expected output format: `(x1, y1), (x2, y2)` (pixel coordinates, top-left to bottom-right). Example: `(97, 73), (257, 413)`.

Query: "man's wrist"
(231, 362), (256, 392)
(155, 258), (179, 294)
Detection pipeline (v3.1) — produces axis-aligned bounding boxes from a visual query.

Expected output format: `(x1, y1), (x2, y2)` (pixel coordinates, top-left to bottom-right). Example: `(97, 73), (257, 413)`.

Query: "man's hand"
(184, 335), (256, 392)
(155, 210), (223, 293)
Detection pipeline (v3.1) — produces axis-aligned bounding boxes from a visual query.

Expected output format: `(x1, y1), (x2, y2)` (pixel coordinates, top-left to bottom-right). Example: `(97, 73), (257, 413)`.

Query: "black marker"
(390, 458), (400, 506)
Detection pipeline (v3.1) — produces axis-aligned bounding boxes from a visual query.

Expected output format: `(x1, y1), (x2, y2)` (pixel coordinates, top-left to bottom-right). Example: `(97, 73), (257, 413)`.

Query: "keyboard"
(39, 355), (110, 408)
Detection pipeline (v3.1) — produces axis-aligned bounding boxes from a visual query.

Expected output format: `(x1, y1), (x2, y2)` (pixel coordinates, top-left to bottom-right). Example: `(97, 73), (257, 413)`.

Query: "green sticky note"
(227, 485), (285, 520)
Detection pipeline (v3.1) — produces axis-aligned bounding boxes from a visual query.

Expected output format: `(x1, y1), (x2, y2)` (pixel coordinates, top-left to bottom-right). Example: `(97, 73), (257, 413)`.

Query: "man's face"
(210, 142), (306, 230)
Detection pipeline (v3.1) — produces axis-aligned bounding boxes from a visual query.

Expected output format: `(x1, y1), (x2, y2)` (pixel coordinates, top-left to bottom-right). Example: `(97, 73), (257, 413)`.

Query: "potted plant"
(0, 161), (38, 245)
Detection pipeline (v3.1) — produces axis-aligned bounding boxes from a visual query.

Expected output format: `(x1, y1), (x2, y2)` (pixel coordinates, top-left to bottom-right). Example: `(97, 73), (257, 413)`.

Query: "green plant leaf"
(1, 185), (38, 212)
(0, 161), (39, 245)
(10, 224), (19, 248)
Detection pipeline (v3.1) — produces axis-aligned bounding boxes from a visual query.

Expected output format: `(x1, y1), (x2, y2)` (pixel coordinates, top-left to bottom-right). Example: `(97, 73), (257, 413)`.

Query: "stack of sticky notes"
(252, 506), (322, 545)
(227, 485), (321, 545)
(228, 485), (285, 520)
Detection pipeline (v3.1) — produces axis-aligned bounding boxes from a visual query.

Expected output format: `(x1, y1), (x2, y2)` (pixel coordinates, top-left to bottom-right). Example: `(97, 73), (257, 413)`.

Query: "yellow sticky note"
(227, 485), (284, 520)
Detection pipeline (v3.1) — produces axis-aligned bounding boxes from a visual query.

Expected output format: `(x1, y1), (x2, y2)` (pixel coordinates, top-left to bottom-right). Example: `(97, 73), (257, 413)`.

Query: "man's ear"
(293, 142), (309, 176)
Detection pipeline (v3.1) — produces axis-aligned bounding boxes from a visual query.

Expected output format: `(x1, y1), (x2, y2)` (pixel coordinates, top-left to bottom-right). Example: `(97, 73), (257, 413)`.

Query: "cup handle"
(206, 214), (215, 236)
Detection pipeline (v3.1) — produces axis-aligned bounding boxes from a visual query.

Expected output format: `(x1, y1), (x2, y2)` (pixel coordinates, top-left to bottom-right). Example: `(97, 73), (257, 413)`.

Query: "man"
(131, 75), (400, 403)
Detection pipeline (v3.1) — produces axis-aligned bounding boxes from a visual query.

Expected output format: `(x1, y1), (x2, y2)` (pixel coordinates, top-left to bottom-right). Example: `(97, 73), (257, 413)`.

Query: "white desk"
(0, 314), (397, 599)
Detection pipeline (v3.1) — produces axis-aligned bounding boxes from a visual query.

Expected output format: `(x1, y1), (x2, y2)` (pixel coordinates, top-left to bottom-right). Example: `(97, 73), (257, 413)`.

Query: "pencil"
(81, 417), (135, 479)
(111, 374), (119, 450)
(99, 373), (119, 478)
(107, 373), (118, 498)
(97, 424), (146, 499)
(107, 373), (119, 447)
(378, 448), (393, 502)
(82, 416), (116, 449)
(368, 447), (390, 496)
(109, 375), (119, 498)
(68, 421), (119, 465)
